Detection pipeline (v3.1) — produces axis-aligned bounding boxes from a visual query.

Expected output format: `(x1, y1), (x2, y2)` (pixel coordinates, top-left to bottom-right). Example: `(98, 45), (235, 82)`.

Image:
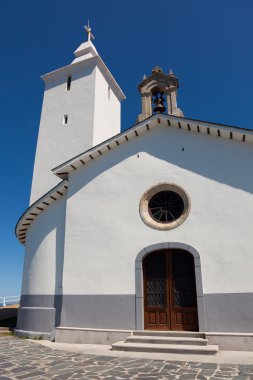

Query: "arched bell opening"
(137, 67), (184, 122)
(151, 86), (167, 115)
(135, 243), (205, 332)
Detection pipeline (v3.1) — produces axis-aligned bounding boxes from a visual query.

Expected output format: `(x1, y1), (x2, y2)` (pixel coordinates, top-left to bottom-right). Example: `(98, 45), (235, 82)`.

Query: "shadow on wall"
(68, 126), (253, 198)
(54, 203), (67, 327)
(20, 198), (66, 329)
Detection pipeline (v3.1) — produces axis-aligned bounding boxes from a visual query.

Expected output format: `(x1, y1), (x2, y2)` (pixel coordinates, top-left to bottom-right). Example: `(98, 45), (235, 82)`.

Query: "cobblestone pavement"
(0, 337), (253, 380)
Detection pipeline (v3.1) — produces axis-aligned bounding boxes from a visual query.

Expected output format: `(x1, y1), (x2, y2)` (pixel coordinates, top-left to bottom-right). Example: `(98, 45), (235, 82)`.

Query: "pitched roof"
(16, 113), (253, 245)
(53, 113), (253, 180)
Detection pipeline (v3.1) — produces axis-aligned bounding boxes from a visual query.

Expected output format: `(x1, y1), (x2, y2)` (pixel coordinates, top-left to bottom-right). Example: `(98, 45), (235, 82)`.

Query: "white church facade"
(16, 29), (253, 350)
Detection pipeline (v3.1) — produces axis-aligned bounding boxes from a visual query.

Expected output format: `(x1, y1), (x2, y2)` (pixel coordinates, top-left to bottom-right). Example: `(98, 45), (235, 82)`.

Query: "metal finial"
(152, 66), (162, 73)
(84, 20), (95, 42)
(143, 74), (147, 80)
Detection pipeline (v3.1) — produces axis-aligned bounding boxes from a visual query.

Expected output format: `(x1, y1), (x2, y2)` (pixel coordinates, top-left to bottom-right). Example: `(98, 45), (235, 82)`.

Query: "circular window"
(148, 190), (184, 223)
(139, 183), (190, 230)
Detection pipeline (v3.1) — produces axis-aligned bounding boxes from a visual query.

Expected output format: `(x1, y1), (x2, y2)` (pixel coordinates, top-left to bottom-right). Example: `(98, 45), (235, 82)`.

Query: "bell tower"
(137, 66), (183, 122)
(30, 24), (125, 204)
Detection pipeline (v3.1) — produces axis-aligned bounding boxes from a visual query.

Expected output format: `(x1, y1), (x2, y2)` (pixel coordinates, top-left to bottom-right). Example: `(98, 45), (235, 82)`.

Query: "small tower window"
(63, 114), (68, 125)
(66, 76), (72, 91)
(108, 86), (111, 99)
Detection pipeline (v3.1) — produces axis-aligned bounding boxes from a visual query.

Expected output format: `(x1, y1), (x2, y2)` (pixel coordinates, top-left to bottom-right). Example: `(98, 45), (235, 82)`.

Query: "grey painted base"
(17, 307), (56, 333)
(205, 293), (253, 333)
(17, 294), (136, 335)
(17, 292), (253, 338)
(17, 294), (62, 334)
(60, 294), (136, 330)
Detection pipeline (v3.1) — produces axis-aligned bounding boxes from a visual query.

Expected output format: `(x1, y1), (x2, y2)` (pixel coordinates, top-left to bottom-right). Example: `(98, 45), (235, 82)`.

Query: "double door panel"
(143, 250), (198, 331)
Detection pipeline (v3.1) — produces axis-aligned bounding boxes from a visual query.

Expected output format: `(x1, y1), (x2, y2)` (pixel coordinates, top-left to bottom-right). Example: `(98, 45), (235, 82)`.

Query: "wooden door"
(143, 250), (198, 331)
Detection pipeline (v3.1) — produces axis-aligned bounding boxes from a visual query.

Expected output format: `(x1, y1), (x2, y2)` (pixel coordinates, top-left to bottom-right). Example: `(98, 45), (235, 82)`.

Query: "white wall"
(93, 67), (121, 145)
(30, 61), (97, 204)
(21, 196), (66, 295)
(62, 125), (253, 296)
(31, 60), (122, 205)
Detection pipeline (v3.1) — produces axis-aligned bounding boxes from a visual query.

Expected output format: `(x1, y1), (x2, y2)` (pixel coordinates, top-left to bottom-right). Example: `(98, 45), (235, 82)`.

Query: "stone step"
(111, 341), (219, 355)
(132, 330), (206, 338)
(126, 335), (208, 346)
(0, 327), (12, 336)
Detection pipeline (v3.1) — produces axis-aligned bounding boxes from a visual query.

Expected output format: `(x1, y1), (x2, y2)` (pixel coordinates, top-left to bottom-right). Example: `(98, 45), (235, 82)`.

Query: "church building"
(15, 26), (253, 352)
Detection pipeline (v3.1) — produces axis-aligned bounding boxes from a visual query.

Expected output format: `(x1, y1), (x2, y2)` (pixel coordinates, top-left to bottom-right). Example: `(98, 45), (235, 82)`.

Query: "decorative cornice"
(16, 180), (68, 245)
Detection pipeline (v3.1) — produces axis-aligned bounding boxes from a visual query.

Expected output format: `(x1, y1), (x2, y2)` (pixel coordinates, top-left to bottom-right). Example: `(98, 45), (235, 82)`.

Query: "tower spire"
(84, 21), (95, 42)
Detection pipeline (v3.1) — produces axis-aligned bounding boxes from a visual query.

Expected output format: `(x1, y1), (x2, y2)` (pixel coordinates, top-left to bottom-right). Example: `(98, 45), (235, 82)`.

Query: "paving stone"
(199, 363), (219, 369)
(216, 374), (236, 378)
(239, 366), (253, 371)
(0, 336), (249, 380)
(178, 367), (199, 372)
(200, 369), (217, 376)
(178, 374), (198, 379)
(163, 363), (181, 370)
(52, 374), (74, 380)
(220, 367), (238, 371)
(16, 371), (46, 379)
(238, 365), (253, 374)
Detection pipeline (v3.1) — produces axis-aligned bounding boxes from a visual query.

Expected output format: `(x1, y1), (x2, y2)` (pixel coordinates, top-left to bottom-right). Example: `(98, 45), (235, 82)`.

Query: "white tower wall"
(93, 67), (121, 145)
(30, 41), (125, 204)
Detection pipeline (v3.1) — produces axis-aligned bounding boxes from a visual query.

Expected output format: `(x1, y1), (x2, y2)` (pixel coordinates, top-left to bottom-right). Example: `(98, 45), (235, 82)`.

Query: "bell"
(154, 98), (166, 113)
(153, 92), (166, 114)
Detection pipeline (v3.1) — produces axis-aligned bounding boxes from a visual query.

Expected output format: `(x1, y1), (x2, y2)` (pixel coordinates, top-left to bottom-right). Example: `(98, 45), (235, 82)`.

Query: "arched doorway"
(143, 249), (198, 331)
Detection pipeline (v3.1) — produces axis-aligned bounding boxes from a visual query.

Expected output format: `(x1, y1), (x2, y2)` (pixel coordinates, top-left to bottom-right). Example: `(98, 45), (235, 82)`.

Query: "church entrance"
(143, 249), (198, 331)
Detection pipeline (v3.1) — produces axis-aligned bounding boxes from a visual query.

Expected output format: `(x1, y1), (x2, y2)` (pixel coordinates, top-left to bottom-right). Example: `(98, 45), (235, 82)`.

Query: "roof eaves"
(17, 113), (253, 247)
(172, 114), (253, 134)
(52, 116), (157, 177)
(53, 114), (253, 179)
(16, 180), (68, 246)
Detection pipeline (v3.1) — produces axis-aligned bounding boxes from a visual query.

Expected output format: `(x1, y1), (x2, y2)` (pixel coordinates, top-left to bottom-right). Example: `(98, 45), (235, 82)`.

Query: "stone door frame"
(135, 242), (206, 332)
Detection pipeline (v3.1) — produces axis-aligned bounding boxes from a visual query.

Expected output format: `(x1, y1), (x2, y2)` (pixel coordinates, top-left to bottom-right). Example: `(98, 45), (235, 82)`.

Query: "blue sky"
(1, 0), (253, 296)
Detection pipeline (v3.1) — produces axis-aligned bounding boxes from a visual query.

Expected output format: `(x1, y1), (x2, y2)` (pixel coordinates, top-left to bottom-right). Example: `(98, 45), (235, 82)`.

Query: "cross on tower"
(84, 21), (95, 42)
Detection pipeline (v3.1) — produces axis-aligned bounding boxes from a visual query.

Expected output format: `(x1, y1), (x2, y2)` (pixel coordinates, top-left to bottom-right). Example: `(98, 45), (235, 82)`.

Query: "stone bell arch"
(137, 66), (184, 122)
